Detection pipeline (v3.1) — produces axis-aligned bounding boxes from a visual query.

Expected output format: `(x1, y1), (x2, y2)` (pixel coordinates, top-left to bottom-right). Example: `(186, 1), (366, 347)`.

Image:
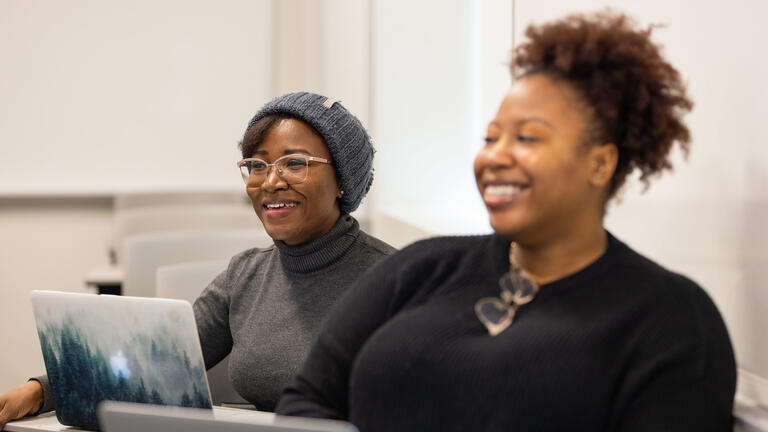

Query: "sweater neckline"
(490, 231), (621, 294)
(273, 214), (359, 274)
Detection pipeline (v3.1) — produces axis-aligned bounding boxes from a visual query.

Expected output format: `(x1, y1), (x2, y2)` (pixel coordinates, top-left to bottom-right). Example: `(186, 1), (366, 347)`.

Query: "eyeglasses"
(237, 154), (331, 185)
(474, 243), (539, 336)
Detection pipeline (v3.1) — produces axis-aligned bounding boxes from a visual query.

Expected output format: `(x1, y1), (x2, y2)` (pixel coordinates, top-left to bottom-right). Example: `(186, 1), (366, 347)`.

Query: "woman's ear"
(589, 143), (618, 188)
(337, 189), (344, 199)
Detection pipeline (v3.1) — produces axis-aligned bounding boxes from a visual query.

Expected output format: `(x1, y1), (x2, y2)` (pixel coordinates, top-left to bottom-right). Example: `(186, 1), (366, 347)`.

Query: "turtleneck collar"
(273, 214), (360, 274)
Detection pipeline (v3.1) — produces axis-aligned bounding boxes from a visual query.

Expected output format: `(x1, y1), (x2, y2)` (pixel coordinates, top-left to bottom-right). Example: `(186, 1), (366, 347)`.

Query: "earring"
(338, 189), (344, 198)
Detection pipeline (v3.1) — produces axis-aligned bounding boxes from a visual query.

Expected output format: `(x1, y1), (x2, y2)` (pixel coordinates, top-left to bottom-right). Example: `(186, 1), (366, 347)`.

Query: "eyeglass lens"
(240, 156), (310, 185)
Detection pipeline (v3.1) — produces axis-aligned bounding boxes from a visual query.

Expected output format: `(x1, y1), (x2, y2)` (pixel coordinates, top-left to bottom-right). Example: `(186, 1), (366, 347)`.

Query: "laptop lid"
(97, 401), (359, 432)
(30, 290), (212, 430)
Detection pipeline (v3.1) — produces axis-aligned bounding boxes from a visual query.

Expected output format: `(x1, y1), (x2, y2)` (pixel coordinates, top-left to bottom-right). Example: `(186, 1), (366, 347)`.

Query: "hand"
(0, 381), (44, 430)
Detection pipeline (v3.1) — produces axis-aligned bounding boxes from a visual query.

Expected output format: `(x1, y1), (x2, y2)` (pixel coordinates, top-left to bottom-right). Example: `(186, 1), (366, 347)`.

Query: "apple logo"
(110, 351), (131, 379)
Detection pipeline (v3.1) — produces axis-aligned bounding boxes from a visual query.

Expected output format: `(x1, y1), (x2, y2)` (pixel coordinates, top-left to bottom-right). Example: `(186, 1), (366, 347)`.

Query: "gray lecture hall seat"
(111, 205), (258, 263)
(122, 228), (271, 298)
(86, 196), (257, 293)
(156, 259), (252, 408)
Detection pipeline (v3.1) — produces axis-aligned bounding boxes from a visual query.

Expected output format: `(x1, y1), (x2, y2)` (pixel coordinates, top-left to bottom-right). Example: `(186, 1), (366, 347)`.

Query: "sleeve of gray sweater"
(29, 376), (53, 414)
(193, 268), (235, 370)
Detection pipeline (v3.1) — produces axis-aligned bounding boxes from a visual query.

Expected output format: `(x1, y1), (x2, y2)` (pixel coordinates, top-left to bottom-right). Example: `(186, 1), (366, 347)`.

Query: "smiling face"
(246, 118), (342, 246)
(474, 74), (617, 245)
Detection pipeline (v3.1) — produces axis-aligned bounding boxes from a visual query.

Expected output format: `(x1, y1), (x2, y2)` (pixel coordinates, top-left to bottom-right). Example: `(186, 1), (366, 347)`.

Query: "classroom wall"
(373, 0), (512, 235)
(0, 200), (113, 392)
(0, 0), (271, 195)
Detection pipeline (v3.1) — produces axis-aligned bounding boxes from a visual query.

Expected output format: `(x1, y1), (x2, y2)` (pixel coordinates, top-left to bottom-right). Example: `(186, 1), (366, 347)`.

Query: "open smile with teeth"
(483, 184), (526, 198)
(264, 202), (299, 209)
(485, 184), (524, 196)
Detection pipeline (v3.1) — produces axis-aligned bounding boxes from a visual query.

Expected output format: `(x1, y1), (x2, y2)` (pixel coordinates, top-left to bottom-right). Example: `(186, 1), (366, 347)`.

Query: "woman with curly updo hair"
(278, 11), (736, 431)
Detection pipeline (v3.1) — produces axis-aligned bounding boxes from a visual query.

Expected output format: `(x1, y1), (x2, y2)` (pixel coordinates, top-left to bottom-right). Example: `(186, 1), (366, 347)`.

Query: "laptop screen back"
(30, 290), (212, 430)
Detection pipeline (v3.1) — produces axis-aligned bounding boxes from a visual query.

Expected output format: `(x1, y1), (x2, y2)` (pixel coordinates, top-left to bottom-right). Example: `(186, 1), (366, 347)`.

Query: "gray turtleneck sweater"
(32, 215), (395, 415)
(192, 214), (396, 411)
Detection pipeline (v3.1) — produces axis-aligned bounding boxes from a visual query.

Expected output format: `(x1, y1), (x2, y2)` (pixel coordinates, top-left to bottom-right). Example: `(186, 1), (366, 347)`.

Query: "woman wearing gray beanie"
(192, 92), (395, 411)
(0, 92), (395, 423)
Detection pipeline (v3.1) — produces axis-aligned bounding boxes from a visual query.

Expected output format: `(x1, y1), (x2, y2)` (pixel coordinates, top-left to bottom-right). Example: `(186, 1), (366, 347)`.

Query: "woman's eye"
(483, 136), (498, 145)
(285, 158), (307, 169)
(251, 161), (267, 170)
(517, 134), (538, 143)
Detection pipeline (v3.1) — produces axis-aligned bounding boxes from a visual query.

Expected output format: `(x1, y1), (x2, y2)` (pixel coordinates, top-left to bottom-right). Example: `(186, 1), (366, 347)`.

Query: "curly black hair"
(511, 10), (693, 196)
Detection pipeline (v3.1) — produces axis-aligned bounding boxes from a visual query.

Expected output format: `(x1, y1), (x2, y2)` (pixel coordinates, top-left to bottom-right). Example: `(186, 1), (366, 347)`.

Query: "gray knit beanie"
(245, 92), (374, 214)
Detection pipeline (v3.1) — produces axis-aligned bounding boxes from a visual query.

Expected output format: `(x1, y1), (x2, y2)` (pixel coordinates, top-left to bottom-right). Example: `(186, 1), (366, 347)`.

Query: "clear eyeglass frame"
(474, 268), (540, 336)
(237, 154), (331, 185)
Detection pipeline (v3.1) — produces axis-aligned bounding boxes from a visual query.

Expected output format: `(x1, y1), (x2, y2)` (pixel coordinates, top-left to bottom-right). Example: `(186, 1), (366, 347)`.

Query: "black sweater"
(277, 233), (736, 432)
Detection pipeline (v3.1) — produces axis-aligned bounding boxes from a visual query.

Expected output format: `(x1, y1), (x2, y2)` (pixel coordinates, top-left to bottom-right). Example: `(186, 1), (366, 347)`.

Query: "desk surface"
(4, 412), (69, 432)
(4, 406), (274, 432)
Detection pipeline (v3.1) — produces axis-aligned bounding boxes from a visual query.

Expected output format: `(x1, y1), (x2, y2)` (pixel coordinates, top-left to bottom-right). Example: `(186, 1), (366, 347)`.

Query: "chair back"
(112, 205), (257, 263)
(156, 259), (230, 303)
(122, 228), (271, 298)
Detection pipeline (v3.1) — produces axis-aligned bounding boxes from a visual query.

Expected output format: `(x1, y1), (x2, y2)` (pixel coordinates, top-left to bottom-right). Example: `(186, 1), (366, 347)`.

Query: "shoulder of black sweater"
(399, 233), (498, 257)
(606, 234), (733, 374)
(608, 233), (712, 303)
(356, 234), (505, 308)
(381, 234), (501, 273)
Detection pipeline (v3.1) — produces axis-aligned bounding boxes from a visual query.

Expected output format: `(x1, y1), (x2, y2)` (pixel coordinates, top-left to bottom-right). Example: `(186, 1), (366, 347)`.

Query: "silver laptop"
(30, 290), (213, 430)
(98, 401), (358, 432)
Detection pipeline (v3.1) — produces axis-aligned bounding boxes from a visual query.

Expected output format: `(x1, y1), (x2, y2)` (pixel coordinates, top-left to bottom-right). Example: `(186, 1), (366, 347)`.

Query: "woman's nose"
(478, 136), (515, 169)
(261, 166), (287, 192)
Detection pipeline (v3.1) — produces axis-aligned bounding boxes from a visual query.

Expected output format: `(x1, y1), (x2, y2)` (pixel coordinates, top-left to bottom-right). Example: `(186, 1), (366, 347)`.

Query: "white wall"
(0, 0), (272, 195)
(514, 0), (768, 412)
(373, 0), (512, 235)
(0, 200), (113, 392)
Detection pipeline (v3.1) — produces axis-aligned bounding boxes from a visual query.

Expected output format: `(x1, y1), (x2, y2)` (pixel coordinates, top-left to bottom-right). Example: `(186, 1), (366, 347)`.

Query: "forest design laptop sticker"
(31, 291), (211, 430)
